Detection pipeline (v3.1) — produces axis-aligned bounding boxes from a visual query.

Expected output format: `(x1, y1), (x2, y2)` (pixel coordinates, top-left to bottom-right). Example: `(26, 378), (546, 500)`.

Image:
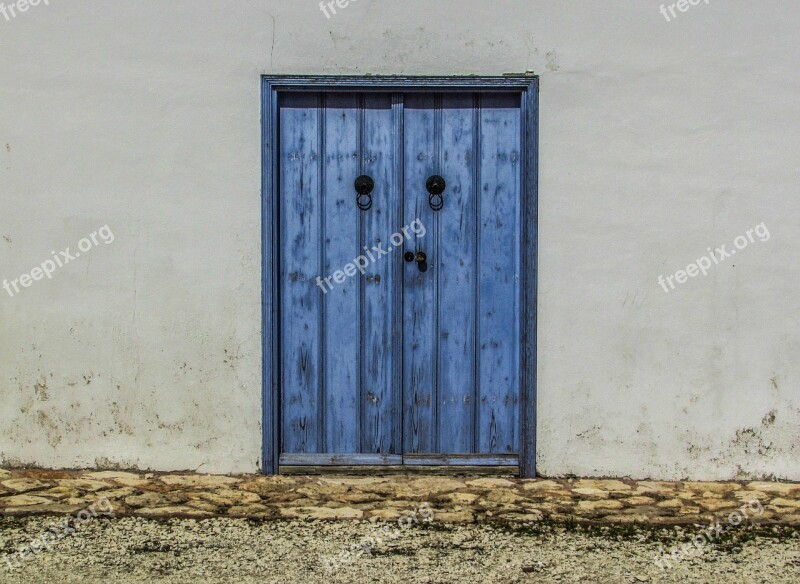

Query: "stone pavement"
(0, 469), (798, 525)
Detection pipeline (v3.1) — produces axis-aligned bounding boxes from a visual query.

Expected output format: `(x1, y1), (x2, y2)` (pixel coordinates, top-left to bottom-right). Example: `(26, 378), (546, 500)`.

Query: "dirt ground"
(0, 516), (798, 583)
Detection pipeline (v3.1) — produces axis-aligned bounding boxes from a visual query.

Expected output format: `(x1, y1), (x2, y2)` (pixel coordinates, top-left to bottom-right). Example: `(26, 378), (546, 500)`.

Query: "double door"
(279, 91), (522, 466)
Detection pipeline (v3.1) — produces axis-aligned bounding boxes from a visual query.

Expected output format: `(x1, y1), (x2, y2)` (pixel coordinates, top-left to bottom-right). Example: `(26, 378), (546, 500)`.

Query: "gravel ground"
(0, 516), (798, 583)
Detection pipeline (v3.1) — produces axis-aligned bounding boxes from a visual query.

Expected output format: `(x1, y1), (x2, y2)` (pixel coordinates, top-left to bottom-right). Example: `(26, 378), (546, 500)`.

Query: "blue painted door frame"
(261, 76), (539, 477)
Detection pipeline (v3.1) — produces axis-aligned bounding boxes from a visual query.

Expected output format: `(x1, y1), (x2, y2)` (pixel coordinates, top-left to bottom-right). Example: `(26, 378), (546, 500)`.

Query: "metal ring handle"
(356, 193), (373, 211)
(426, 175), (445, 211)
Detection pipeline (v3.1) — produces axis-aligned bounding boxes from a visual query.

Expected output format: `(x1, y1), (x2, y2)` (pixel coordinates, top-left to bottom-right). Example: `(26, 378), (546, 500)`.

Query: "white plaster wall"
(0, 1), (797, 479)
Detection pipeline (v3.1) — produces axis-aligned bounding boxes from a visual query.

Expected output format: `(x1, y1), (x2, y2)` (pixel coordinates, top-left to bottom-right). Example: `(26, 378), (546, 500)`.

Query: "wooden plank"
(262, 78), (279, 474)
(519, 79), (539, 478)
(322, 93), (361, 453)
(265, 75), (540, 93)
(280, 93), (322, 454)
(437, 93), (478, 453)
(280, 465), (519, 476)
(477, 93), (522, 454)
(280, 453), (402, 466)
(391, 93), (405, 456)
(361, 93), (399, 455)
(403, 93), (437, 454)
(403, 454), (518, 466)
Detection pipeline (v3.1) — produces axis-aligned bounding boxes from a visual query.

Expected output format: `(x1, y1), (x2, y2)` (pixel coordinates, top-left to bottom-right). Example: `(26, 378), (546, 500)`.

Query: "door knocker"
(426, 175), (445, 211)
(355, 175), (374, 211)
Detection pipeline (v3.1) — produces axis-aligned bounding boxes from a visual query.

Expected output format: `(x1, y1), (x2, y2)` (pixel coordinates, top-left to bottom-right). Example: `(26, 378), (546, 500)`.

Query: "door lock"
(405, 251), (428, 272)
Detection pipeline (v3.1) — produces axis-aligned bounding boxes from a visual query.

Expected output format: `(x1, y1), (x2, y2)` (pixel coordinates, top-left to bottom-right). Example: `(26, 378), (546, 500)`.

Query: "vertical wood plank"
(477, 93), (522, 454)
(280, 93), (322, 454)
(261, 79), (278, 474)
(361, 93), (399, 454)
(403, 93), (437, 454)
(519, 78), (539, 477)
(437, 93), (477, 453)
(391, 92), (405, 457)
(322, 93), (361, 453)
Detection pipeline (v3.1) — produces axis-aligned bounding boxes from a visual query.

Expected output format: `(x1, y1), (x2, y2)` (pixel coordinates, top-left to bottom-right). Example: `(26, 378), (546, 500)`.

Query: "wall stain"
(546, 50), (560, 71)
(36, 411), (62, 448)
(687, 443), (710, 457)
(34, 378), (49, 401)
(110, 402), (134, 436)
(732, 426), (773, 457)
(19, 397), (35, 414)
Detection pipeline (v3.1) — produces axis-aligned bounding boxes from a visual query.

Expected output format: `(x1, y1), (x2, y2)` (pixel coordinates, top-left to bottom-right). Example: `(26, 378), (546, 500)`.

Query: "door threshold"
(279, 465), (519, 476)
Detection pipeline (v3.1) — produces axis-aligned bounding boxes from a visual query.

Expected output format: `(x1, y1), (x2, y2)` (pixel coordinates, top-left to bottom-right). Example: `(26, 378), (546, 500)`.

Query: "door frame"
(261, 75), (539, 477)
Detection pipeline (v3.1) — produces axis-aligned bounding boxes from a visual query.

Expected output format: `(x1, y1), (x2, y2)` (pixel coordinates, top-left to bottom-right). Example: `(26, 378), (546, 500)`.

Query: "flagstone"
(574, 479), (632, 492)
(578, 500), (624, 511)
(2, 479), (48, 493)
(159, 475), (241, 488)
(465, 478), (516, 489)
(0, 495), (53, 507)
(746, 482), (800, 495)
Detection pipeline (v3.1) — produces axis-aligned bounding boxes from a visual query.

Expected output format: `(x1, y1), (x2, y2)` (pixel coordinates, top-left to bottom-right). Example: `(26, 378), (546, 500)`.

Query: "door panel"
(402, 93), (521, 456)
(279, 92), (400, 460)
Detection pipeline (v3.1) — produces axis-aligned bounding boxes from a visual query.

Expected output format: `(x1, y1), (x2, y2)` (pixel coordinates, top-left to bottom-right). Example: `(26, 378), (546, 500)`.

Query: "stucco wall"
(0, 0), (797, 479)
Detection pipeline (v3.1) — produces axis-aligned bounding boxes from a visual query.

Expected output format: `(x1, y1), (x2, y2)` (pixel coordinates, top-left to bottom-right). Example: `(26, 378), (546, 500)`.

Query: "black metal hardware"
(426, 175), (445, 211)
(355, 175), (374, 211)
(404, 250), (428, 272)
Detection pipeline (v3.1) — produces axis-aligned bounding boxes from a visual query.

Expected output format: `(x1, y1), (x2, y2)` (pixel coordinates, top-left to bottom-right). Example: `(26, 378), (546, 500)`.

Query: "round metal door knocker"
(426, 175), (446, 211)
(354, 175), (374, 211)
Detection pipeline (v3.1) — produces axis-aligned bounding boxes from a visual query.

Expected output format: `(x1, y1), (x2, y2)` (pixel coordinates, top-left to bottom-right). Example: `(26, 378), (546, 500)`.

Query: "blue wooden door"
(402, 94), (521, 464)
(278, 92), (521, 466)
